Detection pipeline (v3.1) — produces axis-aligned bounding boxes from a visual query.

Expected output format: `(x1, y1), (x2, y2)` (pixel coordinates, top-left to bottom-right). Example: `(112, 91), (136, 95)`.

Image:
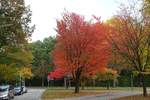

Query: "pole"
(47, 76), (50, 87)
(48, 80), (49, 87)
(131, 74), (133, 91)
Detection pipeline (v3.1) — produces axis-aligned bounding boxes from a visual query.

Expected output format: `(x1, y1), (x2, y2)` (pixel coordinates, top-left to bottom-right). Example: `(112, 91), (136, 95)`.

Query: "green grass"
(41, 87), (149, 100)
(42, 89), (105, 100)
(114, 95), (150, 100)
(45, 86), (144, 91)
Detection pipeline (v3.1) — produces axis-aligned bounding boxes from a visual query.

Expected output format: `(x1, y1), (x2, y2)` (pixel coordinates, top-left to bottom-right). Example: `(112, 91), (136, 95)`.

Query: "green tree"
(0, 0), (34, 49)
(0, 64), (18, 83)
(108, 1), (150, 96)
(96, 69), (118, 90)
(0, 0), (34, 83)
(29, 36), (56, 86)
(0, 47), (33, 84)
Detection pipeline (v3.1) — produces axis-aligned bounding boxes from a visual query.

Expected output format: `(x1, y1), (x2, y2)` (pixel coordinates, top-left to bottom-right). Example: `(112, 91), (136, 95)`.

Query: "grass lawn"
(41, 87), (148, 100)
(42, 88), (108, 100)
(114, 95), (150, 100)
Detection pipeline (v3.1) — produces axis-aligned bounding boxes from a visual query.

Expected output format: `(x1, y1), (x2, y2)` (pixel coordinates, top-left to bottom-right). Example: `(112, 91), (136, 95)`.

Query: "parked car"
(14, 86), (23, 95)
(22, 86), (27, 93)
(14, 85), (27, 95)
(0, 85), (14, 100)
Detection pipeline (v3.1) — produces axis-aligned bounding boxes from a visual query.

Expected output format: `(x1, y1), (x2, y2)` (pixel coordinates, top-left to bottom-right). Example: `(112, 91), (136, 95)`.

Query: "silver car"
(14, 86), (23, 95)
(22, 86), (27, 93)
(0, 85), (14, 100)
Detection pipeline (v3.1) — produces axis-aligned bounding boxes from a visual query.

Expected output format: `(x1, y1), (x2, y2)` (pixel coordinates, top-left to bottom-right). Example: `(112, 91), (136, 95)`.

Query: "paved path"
(14, 88), (45, 100)
(63, 92), (141, 100)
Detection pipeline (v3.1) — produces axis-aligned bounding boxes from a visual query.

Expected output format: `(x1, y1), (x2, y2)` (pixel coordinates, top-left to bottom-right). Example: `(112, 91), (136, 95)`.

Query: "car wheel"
(7, 95), (11, 100)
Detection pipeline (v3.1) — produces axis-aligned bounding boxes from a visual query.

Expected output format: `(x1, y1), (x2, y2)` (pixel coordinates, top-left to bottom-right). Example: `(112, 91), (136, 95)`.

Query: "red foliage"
(53, 12), (110, 81)
(48, 68), (66, 79)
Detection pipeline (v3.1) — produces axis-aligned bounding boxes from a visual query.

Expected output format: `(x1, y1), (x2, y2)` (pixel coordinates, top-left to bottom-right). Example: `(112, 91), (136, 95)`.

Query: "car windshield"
(0, 87), (8, 92)
(14, 87), (21, 90)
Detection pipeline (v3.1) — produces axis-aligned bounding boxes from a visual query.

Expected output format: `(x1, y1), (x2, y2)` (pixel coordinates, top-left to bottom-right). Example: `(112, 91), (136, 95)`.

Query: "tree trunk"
(81, 85), (85, 90)
(81, 78), (85, 90)
(141, 74), (147, 97)
(66, 79), (69, 89)
(107, 80), (110, 90)
(64, 78), (67, 89)
(42, 77), (44, 87)
(81, 81), (85, 90)
(75, 79), (80, 93)
(92, 79), (95, 87)
(24, 79), (26, 86)
(20, 77), (23, 92)
(113, 79), (116, 88)
(74, 67), (82, 93)
(69, 79), (71, 88)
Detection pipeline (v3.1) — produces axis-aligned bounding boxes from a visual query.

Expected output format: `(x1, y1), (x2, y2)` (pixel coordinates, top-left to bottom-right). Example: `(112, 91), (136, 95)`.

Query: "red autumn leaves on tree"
(53, 12), (110, 93)
(48, 67), (66, 79)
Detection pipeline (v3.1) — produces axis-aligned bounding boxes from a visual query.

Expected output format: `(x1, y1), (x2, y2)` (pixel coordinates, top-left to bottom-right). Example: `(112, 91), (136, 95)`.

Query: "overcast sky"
(25, 0), (122, 42)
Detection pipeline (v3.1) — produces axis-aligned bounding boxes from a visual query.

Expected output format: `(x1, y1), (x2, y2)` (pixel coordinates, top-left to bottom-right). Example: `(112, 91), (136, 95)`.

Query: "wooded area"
(1, 0), (150, 97)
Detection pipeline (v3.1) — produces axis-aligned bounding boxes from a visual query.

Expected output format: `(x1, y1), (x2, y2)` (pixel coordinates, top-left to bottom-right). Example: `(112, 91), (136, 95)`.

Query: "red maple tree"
(48, 67), (66, 79)
(53, 12), (110, 93)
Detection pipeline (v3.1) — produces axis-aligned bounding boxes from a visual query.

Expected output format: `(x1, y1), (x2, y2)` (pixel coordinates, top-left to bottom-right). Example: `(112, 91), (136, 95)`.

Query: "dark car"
(14, 87), (23, 95)
(0, 85), (14, 100)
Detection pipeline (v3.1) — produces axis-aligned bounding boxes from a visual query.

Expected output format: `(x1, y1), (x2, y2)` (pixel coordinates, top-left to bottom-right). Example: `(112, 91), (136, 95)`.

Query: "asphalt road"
(14, 88), (45, 100)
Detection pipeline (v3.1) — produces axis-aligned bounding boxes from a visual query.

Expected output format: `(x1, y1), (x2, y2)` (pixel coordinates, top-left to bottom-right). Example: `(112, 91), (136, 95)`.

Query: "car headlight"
(0, 94), (8, 98)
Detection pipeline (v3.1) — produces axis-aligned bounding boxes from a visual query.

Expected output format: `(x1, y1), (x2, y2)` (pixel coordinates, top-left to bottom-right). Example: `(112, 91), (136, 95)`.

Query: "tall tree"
(108, 1), (150, 96)
(29, 37), (56, 86)
(53, 12), (110, 93)
(0, 0), (34, 83)
(0, 0), (34, 49)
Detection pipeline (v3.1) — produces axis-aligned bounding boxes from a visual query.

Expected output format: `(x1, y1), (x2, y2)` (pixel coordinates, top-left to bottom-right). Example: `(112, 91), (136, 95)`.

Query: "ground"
(13, 87), (149, 100)
(42, 89), (106, 100)
(14, 88), (45, 100)
(41, 87), (144, 100)
(113, 95), (150, 100)
(63, 92), (141, 100)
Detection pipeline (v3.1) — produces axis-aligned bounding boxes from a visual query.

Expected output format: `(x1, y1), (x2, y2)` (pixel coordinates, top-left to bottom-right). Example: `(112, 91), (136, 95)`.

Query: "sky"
(24, 0), (122, 42)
